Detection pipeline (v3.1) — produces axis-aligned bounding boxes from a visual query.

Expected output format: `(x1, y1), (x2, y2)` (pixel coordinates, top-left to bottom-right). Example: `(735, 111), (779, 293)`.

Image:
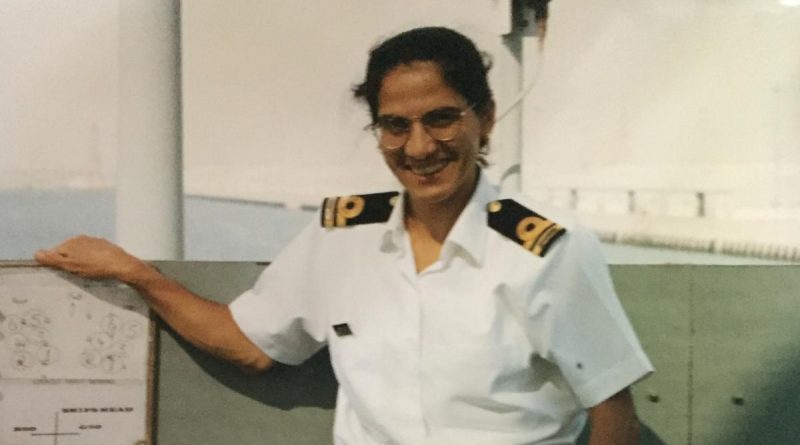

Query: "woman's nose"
(403, 122), (438, 159)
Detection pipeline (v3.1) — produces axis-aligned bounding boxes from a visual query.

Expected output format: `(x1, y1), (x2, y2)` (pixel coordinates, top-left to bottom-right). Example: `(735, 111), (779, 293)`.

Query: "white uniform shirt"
(230, 173), (653, 444)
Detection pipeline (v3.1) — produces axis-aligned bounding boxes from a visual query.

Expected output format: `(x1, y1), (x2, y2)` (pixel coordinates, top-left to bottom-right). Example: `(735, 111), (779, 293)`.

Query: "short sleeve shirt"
(229, 172), (654, 444)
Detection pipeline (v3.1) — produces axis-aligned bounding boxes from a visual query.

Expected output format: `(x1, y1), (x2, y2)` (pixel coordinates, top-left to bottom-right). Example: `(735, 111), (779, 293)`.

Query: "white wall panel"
(0, 0), (118, 188)
(180, 1), (519, 206)
(521, 0), (800, 206)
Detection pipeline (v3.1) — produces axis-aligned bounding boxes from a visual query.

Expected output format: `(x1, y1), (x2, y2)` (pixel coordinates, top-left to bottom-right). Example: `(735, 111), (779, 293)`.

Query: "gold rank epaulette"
(487, 199), (566, 257)
(320, 191), (400, 228)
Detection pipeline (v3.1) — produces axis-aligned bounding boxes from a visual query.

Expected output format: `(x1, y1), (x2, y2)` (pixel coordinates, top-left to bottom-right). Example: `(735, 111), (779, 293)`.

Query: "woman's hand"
(34, 235), (146, 282)
(35, 235), (273, 373)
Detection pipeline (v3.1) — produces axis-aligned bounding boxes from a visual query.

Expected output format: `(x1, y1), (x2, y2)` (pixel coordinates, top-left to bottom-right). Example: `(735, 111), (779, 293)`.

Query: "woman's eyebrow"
(377, 106), (461, 119)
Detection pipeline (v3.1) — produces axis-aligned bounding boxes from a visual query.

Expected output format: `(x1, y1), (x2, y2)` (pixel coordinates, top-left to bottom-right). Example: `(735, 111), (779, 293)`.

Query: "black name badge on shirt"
(333, 323), (353, 337)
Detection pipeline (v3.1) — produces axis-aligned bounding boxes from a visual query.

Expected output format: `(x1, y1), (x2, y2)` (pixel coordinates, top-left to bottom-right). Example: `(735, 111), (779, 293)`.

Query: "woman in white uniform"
(36, 27), (652, 444)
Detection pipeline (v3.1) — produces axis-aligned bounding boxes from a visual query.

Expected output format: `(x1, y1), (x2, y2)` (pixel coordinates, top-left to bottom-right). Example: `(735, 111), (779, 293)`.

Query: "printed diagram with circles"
(0, 306), (144, 374)
(1, 308), (58, 372)
(82, 313), (143, 374)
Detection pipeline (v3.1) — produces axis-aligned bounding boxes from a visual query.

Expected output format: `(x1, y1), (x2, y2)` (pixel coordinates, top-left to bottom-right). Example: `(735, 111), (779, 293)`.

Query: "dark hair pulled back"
(353, 27), (494, 156)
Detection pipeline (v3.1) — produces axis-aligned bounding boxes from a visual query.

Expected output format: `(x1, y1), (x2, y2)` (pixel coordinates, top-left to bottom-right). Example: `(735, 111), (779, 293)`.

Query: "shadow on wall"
(162, 324), (337, 410)
(711, 352), (800, 444)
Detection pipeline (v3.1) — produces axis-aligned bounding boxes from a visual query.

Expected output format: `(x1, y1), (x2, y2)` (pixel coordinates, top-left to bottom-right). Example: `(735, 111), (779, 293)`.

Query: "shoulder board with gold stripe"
(320, 191), (400, 228)
(486, 199), (566, 257)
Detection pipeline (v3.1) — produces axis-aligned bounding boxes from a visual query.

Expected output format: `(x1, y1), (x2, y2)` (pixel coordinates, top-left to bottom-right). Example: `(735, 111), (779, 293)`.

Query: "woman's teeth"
(408, 160), (449, 176)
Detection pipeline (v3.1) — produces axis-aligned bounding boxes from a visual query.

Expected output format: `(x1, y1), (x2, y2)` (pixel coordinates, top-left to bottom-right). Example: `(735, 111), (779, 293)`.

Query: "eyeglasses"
(370, 105), (472, 151)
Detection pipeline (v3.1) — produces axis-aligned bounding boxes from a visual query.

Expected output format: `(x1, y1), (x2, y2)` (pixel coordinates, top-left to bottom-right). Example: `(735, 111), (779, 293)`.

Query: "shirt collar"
(439, 170), (496, 266)
(380, 190), (407, 254)
(379, 170), (498, 266)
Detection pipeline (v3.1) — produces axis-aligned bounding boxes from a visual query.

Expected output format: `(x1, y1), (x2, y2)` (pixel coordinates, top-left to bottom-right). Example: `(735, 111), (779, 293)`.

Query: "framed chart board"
(0, 263), (156, 445)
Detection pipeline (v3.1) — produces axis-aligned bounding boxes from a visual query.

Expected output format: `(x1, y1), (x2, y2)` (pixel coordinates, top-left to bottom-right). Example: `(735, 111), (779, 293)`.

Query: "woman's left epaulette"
(486, 199), (566, 257)
(321, 191), (400, 228)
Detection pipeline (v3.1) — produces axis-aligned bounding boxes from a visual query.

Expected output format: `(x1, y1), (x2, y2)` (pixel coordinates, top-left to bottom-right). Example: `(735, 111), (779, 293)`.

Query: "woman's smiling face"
(377, 61), (494, 209)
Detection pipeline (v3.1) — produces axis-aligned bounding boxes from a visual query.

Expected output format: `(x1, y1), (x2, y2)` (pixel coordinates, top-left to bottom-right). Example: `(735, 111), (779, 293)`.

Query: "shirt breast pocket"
(327, 326), (404, 403)
(328, 330), (405, 440)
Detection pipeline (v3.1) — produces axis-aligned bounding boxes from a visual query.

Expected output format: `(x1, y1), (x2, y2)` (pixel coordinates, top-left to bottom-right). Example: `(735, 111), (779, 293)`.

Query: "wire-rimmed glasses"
(370, 105), (472, 151)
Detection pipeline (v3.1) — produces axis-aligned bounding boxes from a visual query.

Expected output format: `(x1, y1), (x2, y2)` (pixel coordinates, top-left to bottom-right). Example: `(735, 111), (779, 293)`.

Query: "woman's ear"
(479, 100), (496, 144)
